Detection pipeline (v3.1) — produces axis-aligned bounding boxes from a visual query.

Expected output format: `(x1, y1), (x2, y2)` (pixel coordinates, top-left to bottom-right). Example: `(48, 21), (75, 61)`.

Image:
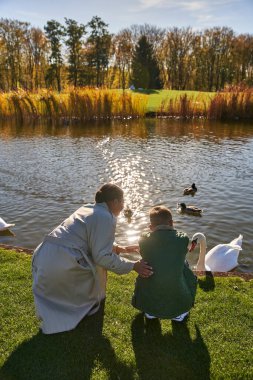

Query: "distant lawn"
(131, 89), (215, 112)
(0, 248), (252, 380)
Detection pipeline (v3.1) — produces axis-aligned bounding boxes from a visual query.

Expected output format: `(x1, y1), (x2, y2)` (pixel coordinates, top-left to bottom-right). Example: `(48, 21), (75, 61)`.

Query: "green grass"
(0, 248), (252, 379)
(132, 89), (214, 113)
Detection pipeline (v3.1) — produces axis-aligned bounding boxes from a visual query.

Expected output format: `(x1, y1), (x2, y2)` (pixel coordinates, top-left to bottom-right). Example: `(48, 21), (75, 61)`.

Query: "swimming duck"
(124, 206), (133, 219)
(183, 183), (197, 196)
(177, 203), (202, 216)
(189, 232), (243, 272)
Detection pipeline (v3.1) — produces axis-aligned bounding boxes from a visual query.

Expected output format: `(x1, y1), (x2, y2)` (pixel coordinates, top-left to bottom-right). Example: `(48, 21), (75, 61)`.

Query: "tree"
(112, 28), (133, 89)
(131, 35), (162, 89)
(231, 34), (253, 86)
(161, 27), (195, 90)
(24, 27), (48, 90)
(64, 18), (86, 87)
(0, 18), (30, 90)
(196, 27), (234, 91)
(44, 20), (65, 91)
(86, 16), (112, 87)
(130, 23), (165, 50)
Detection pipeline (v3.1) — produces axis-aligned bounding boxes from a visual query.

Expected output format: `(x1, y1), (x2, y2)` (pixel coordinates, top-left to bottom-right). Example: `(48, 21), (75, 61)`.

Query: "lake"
(0, 118), (252, 273)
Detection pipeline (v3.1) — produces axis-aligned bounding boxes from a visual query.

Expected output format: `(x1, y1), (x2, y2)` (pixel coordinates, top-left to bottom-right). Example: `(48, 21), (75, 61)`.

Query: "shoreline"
(1, 113), (253, 123)
(0, 87), (253, 122)
(1, 243), (252, 280)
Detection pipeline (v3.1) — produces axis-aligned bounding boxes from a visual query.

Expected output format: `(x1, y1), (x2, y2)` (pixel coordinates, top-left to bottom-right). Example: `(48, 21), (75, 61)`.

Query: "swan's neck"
(196, 239), (207, 271)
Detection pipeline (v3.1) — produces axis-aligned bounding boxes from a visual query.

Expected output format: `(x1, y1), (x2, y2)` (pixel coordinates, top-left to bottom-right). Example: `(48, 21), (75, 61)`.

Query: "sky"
(0, 0), (253, 35)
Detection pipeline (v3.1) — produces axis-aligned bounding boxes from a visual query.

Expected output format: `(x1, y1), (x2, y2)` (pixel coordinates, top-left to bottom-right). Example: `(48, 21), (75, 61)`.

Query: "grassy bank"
(0, 88), (148, 123)
(142, 89), (214, 112)
(0, 248), (252, 379)
(143, 88), (253, 120)
(0, 88), (253, 123)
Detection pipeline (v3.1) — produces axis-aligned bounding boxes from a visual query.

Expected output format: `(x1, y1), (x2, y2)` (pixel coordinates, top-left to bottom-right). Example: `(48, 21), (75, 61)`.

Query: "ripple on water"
(0, 119), (253, 272)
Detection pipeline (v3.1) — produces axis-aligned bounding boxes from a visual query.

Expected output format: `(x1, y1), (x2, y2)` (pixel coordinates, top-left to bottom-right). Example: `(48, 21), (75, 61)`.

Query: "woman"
(32, 183), (152, 334)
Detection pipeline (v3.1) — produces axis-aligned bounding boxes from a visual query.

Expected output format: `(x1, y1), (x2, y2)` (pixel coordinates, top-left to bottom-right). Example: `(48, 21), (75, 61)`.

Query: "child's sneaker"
(171, 311), (189, 322)
(145, 312), (157, 319)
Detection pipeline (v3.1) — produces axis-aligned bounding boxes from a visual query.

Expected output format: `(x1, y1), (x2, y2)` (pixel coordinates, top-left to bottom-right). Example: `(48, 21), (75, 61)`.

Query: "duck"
(189, 232), (243, 272)
(177, 203), (202, 216)
(123, 206), (133, 220)
(183, 183), (197, 196)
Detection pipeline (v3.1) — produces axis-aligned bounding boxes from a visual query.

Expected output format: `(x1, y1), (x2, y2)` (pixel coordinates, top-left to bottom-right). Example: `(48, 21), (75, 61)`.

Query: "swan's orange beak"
(189, 240), (197, 252)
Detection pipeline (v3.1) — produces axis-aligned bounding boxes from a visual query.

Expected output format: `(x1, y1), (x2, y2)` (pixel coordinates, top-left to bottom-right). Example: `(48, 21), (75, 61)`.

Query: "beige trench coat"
(32, 203), (134, 334)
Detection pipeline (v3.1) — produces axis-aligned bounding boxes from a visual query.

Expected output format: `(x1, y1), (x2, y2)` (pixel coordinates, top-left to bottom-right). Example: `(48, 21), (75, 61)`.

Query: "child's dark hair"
(95, 183), (123, 203)
(149, 206), (173, 226)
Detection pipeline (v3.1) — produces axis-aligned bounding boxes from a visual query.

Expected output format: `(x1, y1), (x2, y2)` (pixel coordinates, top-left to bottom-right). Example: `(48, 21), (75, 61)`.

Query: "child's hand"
(124, 245), (139, 253)
(115, 245), (139, 254)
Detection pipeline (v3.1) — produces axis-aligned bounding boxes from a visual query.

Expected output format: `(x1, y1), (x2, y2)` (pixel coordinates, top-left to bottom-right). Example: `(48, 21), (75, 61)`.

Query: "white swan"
(189, 232), (243, 272)
(0, 217), (15, 231)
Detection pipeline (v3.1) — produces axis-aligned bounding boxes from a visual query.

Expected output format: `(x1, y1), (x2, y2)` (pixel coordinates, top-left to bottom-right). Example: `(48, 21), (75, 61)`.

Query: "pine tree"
(131, 35), (162, 89)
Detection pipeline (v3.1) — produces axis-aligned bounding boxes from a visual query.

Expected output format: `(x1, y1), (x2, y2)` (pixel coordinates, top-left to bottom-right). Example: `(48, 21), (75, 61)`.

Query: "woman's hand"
(133, 260), (153, 278)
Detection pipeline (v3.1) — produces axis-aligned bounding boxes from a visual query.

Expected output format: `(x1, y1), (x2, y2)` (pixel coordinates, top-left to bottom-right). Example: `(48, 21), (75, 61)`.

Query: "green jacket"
(132, 226), (197, 318)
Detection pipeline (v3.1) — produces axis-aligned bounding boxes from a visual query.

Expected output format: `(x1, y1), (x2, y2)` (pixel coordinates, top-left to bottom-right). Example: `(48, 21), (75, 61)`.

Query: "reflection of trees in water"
(0, 119), (151, 140)
(131, 313), (210, 380)
(153, 119), (253, 141)
(1, 119), (253, 141)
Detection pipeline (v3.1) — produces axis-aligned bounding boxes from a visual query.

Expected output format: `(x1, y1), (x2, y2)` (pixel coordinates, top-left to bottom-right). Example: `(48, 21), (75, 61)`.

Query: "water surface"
(0, 119), (252, 272)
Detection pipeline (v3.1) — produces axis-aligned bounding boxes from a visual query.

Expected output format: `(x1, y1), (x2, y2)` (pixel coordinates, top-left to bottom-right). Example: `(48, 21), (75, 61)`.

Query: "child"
(132, 206), (197, 321)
